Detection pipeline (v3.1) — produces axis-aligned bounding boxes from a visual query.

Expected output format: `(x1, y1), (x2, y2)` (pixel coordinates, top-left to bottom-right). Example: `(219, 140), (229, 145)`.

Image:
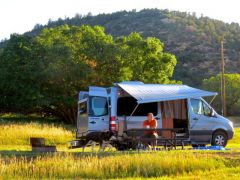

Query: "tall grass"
(1, 114), (240, 179)
(0, 115), (75, 147)
(0, 152), (227, 179)
(227, 128), (240, 148)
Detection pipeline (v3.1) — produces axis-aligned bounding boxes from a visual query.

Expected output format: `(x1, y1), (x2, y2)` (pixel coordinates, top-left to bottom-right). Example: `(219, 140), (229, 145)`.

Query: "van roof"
(116, 82), (217, 104)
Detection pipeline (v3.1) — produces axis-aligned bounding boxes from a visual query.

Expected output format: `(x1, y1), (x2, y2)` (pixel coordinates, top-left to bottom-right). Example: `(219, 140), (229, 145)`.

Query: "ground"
(0, 114), (240, 179)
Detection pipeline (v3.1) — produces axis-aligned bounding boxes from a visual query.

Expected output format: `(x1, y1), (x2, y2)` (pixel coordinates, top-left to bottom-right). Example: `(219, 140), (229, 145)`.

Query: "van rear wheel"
(211, 131), (228, 147)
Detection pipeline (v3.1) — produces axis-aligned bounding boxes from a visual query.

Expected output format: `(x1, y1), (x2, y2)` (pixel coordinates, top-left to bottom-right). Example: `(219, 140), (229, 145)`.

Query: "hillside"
(2, 9), (240, 86)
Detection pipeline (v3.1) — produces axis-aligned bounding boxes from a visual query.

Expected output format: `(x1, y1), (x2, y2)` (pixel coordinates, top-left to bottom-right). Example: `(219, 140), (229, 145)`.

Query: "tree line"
(203, 74), (240, 116)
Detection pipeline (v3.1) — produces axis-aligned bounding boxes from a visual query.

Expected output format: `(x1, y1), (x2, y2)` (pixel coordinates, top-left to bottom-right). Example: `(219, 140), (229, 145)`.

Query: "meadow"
(0, 114), (240, 179)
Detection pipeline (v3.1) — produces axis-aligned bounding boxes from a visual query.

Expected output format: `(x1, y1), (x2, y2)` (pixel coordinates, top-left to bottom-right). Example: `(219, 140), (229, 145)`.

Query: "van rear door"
(88, 87), (109, 132)
(76, 91), (89, 138)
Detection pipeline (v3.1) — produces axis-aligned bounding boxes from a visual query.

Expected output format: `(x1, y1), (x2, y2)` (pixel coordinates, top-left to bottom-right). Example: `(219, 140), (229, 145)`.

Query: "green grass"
(0, 114), (240, 179)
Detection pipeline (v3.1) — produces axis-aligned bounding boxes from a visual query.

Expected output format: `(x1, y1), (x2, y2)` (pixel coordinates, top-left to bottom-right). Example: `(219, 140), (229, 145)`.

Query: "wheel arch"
(212, 128), (228, 139)
(211, 129), (229, 148)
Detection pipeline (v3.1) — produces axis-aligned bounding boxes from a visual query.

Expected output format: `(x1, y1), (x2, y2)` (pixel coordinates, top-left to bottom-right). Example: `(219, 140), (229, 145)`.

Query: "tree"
(202, 74), (240, 115)
(0, 34), (43, 111)
(0, 25), (179, 123)
(116, 32), (179, 84)
(35, 25), (120, 123)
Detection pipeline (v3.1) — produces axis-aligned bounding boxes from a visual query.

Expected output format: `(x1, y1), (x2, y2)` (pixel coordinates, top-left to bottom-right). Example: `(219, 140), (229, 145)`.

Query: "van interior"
(117, 95), (189, 138)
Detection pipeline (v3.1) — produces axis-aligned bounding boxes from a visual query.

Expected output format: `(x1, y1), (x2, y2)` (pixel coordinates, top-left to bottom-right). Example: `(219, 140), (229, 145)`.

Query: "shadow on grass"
(0, 149), (170, 158)
(0, 150), (51, 158)
(0, 114), (75, 131)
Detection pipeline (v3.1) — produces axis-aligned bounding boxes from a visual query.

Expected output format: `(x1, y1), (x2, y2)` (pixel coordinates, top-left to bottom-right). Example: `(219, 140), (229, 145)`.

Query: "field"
(1, 114), (240, 179)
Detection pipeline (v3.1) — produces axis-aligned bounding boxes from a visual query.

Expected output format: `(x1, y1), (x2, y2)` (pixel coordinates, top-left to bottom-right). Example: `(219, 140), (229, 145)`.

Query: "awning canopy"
(117, 82), (217, 104)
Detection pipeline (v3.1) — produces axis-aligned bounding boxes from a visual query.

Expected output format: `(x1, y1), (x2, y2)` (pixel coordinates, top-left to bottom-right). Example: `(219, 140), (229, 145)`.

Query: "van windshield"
(89, 96), (108, 116)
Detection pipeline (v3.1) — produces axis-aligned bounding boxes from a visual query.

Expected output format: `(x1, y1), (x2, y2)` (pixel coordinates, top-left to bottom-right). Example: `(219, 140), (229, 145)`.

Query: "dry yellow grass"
(0, 117), (74, 146)
(0, 151), (232, 179)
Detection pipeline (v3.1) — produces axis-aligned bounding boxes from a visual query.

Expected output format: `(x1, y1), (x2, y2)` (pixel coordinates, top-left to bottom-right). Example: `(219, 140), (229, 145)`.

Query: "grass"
(0, 114), (75, 151)
(227, 116), (240, 148)
(227, 128), (240, 148)
(1, 151), (240, 179)
(0, 114), (240, 179)
(0, 152), (230, 179)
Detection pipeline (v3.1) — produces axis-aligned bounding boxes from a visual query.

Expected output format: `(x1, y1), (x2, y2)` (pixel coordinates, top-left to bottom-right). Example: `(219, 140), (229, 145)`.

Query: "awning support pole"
(127, 104), (139, 121)
(209, 95), (217, 105)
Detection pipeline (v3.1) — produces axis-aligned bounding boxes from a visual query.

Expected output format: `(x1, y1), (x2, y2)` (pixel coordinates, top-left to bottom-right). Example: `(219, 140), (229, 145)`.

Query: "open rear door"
(76, 97), (88, 138)
(88, 87), (110, 132)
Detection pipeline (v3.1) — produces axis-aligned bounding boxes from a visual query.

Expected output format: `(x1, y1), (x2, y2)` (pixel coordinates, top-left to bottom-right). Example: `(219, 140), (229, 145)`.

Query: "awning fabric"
(117, 83), (217, 104)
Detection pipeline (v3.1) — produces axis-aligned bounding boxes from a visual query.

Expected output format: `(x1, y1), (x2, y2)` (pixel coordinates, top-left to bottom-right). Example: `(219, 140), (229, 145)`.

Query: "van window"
(190, 99), (211, 116)
(79, 101), (87, 115)
(89, 96), (108, 116)
(202, 101), (211, 116)
(190, 99), (203, 115)
(117, 97), (158, 116)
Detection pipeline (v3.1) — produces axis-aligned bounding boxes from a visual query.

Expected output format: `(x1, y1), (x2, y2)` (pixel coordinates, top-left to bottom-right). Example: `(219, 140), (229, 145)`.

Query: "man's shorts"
(142, 133), (158, 146)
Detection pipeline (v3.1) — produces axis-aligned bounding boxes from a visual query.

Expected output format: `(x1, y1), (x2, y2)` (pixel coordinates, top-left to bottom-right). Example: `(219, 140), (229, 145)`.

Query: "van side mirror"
(210, 108), (215, 117)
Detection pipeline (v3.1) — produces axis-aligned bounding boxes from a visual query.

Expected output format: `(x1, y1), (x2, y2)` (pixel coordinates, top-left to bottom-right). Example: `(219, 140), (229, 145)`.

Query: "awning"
(117, 83), (217, 104)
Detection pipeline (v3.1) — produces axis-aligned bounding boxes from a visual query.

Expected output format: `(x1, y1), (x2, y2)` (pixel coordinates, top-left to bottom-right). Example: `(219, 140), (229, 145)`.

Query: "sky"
(0, 0), (240, 40)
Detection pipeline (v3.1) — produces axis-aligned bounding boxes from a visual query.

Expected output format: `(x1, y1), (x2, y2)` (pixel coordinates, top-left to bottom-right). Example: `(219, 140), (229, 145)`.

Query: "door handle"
(192, 117), (198, 121)
(89, 121), (96, 124)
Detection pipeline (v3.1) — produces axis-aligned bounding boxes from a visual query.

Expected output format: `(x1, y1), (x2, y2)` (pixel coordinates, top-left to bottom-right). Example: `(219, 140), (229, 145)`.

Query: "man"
(143, 113), (158, 150)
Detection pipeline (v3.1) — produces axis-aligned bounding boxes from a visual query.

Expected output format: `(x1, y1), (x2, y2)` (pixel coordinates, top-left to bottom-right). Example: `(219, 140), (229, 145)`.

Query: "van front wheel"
(211, 131), (228, 147)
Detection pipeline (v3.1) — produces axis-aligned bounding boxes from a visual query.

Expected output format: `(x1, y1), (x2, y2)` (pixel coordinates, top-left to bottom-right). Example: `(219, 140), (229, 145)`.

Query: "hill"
(24, 9), (240, 86)
(1, 9), (240, 86)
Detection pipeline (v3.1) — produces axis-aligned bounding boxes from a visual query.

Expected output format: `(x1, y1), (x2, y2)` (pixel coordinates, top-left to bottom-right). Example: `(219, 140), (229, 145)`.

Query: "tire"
(211, 131), (228, 147)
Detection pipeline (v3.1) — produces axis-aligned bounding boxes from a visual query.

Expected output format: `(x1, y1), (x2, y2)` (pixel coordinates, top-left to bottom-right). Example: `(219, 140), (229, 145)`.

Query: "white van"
(76, 81), (234, 149)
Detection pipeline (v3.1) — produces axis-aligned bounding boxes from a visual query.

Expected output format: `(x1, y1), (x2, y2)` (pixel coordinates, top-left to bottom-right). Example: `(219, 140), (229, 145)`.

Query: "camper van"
(76, 81), (234, 149)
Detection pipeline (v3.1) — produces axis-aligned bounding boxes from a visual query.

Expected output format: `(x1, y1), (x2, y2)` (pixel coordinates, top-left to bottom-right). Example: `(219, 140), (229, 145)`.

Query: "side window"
(79, 101), (87, 115)
(203, 102), (211, 116)
(190, 99), (212, 116)
(190, 99), (203, 115)
(89, 96), (108, 116)
(117, 97), (158, 116)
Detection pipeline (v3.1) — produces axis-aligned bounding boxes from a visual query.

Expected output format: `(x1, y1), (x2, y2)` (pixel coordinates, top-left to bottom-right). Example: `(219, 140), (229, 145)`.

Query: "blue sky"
(0, 0), (240, 40)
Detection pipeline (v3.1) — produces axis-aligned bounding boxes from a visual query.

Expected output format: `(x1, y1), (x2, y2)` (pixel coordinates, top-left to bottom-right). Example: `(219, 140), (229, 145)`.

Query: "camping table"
(125, 128), (187, 150)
